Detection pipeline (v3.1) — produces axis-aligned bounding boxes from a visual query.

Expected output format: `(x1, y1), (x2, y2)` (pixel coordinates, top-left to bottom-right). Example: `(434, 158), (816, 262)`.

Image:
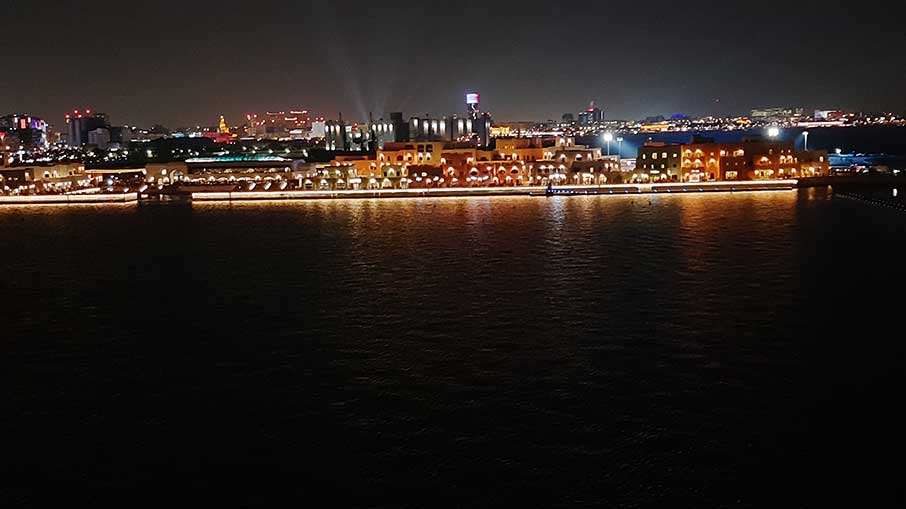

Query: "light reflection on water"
(2, 188), (904, 507)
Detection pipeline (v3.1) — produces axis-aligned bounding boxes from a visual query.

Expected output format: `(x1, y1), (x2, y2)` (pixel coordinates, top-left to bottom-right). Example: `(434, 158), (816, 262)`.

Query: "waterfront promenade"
(190, 180), (798, 202)
(0, 192), (138, 205)
(6, 178), (897, 206)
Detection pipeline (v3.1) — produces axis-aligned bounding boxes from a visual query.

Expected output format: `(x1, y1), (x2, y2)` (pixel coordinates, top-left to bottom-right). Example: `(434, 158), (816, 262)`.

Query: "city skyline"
(3, 1), (904, 127)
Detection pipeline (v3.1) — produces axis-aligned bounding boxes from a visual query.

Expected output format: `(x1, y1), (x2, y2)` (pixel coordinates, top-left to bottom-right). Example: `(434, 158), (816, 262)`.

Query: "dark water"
(2, 191), (905, 507)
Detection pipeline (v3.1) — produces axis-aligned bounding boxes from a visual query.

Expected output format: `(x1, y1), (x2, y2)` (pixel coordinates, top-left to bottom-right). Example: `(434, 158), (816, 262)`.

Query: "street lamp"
(768, 127), (780, 138)
(616, 137), (624, 157)
(802, 130), (810, 151)
(603, 132), (614, 155)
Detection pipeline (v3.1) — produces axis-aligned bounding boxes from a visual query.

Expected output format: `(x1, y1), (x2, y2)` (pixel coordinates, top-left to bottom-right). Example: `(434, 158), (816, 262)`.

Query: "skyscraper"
(65, 109), (109, 146)
(578, 101), (604, 126)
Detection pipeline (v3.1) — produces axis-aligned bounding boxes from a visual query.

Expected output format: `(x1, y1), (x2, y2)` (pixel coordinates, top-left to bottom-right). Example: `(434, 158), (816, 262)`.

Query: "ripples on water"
(1, 189), (904, 507)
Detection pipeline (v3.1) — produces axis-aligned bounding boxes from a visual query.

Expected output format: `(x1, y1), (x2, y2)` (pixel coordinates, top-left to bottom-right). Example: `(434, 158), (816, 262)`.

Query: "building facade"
(66, 110), (110, 146)
(635, 137), (829, 182)
(0, 114), (48, 149)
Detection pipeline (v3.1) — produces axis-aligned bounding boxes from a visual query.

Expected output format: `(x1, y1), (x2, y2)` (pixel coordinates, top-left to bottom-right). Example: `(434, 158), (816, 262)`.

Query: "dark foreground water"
(2, 190), (905, 507)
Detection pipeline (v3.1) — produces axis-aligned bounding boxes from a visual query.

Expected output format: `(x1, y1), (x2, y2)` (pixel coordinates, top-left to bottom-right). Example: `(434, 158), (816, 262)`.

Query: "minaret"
(218, 115), (230, 134)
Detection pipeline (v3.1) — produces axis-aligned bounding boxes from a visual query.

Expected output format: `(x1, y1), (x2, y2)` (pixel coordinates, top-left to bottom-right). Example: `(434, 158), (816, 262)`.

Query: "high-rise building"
(0, 114), (48, 149)
(65, 109), (110, 146)
(325, 116), (348, 151)
(578, 101), (604, 126)
(390, 112), (409, 143)
(474, 113), (492, 147)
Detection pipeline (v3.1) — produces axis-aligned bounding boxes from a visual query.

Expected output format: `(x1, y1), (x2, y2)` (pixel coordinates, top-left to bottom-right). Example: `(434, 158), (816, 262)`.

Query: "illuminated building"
(317, 136), (623, 190)
(409, 116), (449, 142)
(0, 160), (95, 195)
(390, 112), (409, 143)
(325, 115), (394, 151)
(144, 155), (315, 186)
(814, 110), (847, 121)
(466, 93), (480, 119)
(750, 107), (804, 124)
(246, 110), (311, 139)
(636, 142), (683, 181)
(65, 109), (109, 146)
(310, 119), (327, 139)
(635, 136), (829, 182)
(463, 93), (492, 146)
(578, 101), (604, 126)
(325, 117), (349, 151)
(474, 113), (492, 147)
(0, 114), (48, 149)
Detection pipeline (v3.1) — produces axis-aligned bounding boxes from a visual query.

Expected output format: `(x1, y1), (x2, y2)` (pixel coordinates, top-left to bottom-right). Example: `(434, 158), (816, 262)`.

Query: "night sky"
(3, 0), (904, 128)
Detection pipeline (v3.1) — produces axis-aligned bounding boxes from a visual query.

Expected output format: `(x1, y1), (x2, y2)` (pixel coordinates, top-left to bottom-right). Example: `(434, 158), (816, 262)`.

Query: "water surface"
(2, 190), (904, 507)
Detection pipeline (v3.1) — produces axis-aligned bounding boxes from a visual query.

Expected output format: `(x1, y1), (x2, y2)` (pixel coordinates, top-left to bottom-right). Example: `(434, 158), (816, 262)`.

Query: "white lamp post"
(803, 130), (810, 151)
(616, 137), (624, 157)
(603, 132), (614, 156)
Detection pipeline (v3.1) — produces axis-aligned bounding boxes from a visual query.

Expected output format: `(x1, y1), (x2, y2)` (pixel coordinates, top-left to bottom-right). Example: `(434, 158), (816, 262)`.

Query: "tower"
(218, 115), (230, 134)
(466, 93), (480, 120)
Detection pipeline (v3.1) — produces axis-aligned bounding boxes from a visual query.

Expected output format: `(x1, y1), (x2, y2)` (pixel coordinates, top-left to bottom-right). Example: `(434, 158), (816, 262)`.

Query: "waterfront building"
(313, 137), (621, 190)
(637, 142), (683, 181)
(635, 136), (829, 182)
(0, 161), (98, 195)
(144, 155), (315, 186)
